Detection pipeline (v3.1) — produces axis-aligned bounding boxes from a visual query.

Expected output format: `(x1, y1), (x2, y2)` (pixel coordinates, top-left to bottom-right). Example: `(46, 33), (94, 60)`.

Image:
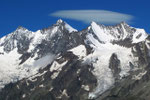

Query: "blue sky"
(0, 0), (150, 37)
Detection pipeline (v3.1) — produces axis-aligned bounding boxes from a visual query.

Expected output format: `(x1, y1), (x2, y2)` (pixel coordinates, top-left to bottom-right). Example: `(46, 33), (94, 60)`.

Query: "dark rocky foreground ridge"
(0, 20), (150, 100)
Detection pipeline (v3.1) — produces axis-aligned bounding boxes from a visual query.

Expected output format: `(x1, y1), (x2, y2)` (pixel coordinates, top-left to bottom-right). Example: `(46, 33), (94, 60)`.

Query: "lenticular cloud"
(50, 10), (134, 24)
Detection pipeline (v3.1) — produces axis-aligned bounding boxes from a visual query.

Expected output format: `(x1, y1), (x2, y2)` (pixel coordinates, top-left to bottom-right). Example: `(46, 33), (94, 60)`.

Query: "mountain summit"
(0, 20), (150, 100)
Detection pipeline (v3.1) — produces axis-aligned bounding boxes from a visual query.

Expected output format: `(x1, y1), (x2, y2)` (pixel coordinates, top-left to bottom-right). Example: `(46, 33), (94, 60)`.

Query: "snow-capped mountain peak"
(16, 26), (28, 31)
(90, 21), (114, 43)
(119, 21), (129, 26)
(0, 20), (81, 89)
(88, 21), (148, 44)
(56, 19), (63, 24)
(0, 20), (150, 100)
(56, 19), (77, 33)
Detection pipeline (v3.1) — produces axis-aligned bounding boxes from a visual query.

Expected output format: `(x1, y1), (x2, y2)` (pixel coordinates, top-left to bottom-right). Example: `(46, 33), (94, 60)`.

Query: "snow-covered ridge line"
(0, 19), (77, 42)
(0, 19), (148, 41)
(89, 21), (148, 43)
(0, 19), (149, 99)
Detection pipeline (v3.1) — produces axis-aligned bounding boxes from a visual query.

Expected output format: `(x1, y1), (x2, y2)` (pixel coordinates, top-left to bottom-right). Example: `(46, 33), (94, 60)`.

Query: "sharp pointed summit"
(16, 26), (29, 31)
(56, 19), (64, 25)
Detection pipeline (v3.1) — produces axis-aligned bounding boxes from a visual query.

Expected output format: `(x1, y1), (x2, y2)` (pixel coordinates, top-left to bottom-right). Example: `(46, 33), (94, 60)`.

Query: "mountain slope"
(0, 20), (150, 100)
(0, 19), (80, 89)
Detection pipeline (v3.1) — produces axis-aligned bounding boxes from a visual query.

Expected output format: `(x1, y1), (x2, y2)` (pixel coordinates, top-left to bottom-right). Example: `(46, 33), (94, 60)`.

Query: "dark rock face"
(109, 53), (121, 80)
(112, 38), (134, 48)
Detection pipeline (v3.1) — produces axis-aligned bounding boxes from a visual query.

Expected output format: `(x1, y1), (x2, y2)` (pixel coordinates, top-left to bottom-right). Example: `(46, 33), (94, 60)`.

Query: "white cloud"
(50, 10), (134, 24)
